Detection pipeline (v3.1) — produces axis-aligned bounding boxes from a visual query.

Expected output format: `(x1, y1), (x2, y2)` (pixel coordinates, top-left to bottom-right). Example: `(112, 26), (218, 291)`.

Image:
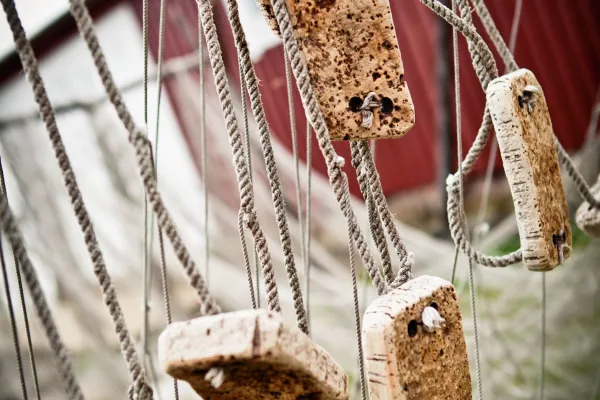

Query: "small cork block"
(487, 69), (572, 271)
(362, 275), (472, 399)
(158, 309), (349, 399)
(575, 174), (600, 237)
(258, 0), (415, 141)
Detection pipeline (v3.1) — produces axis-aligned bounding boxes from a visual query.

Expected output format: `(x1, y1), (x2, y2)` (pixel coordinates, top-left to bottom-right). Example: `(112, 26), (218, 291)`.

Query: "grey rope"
(3, 0), (152, 397)
(539, 272), (546, 400)
(69, 0), (220, 316)
(0, 202), (29, 400)
(224, 0), (307, 330)
(194, 0), (281, 313)
(0, 158), (41, 400)
(350, 142), (394, 285)
(270, 0), (387, 296)
(304, 121), (312, 330)
(345, 182), (366, 400)
(357, 141), (414, 287)
(467, 255), (483, 399)
(198, 4), (210, 287)
(239, 56), (260, 309)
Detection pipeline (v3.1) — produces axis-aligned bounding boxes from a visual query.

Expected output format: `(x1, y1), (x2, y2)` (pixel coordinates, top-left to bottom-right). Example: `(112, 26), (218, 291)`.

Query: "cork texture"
(158, 310), (349, 399)
(487, 69), (571, 271)
(575, 174), (600, 237)
(259, 0), (415, 141)
(362, 275), (472, 400)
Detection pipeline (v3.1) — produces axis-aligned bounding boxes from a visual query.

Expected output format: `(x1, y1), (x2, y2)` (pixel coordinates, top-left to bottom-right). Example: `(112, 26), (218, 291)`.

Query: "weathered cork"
(362, 275), (472, 400)
(575, 174), (600, 237)
(258, 0), (415, 141)
(158, 309), (349, 399)
(487, 69), (572, 271)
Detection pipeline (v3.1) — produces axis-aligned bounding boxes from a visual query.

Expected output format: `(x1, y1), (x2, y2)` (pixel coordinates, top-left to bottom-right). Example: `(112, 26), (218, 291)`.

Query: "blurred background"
(0, 0), (599, 399)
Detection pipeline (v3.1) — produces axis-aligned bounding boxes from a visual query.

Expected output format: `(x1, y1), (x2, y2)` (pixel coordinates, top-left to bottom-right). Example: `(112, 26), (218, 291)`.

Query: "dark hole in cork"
(517, 95), (524, 108)
(349, 97), (363, 112)
(430, 302), (439, 311)
(380, 97), (393, 114)
(407, 320), (418, 337)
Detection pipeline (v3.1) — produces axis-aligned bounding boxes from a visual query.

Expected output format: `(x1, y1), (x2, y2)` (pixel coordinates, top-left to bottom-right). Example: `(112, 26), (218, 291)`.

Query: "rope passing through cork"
(348, 92), (394, 128)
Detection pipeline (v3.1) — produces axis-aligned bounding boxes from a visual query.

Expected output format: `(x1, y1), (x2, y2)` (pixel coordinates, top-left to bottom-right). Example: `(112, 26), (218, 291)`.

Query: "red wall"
(132, 0), (600, 197)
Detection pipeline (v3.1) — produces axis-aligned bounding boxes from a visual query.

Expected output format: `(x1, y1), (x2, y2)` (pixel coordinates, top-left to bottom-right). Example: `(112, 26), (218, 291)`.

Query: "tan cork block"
(158, 309), (349, 399)
(362, 275), (472, 400)
(575, 174), (600, 237)
(258, 0), (415, 141)
(487, 69), (572, 271)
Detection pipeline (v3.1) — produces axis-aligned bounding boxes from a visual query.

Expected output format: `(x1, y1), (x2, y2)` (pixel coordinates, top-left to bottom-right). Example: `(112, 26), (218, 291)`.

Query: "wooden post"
(487, 69), (572, 271)
(362, 275), (472, 399)
(158, 309), (349, 399)
(576, 174), (600, 237)
(257, 0), (415, 141)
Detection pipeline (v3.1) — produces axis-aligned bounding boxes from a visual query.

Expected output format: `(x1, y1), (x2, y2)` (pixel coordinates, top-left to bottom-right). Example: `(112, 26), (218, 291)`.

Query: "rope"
(346, 196), (366, 400)
(350, 142), (393, 285)
(3, 0), (153, 397)
(0, 190), (83, 399)
(304, 121), (312, 330)
(0, 158), (41, 400)
(269, 0), (387, 296)
(539, 272), (546, 400)
(224, 0), (307, 330)
(68, 0), (220, 316)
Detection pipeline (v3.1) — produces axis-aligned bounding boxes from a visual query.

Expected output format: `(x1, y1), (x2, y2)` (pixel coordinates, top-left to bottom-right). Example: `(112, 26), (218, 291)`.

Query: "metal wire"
(305, 121), (312, 329)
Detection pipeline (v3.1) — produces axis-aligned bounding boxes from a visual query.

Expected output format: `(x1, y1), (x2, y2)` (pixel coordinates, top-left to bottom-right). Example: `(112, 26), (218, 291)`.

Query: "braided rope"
(224, 0), (307, 332)
(270, 0), (387, 295)
(350, 142), (394, 285)
(2, 0), (154, 397)
(68, 0), (221, 316)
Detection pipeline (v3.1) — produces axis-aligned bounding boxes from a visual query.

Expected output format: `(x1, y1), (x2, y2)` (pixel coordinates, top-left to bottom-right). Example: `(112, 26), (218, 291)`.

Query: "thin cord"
(198, 2), (210, 293)
(141, 0), (151, 375)
(0, 158), (41, 400)
(539, 272), (546, 400)
(452, 1), (483, 397)
(304, 121), (312, 330)
(284, 53), (307, 307)
(347, 199), (366, 400)
(0, 200), (29, 400)
(239, 57), (260, 308)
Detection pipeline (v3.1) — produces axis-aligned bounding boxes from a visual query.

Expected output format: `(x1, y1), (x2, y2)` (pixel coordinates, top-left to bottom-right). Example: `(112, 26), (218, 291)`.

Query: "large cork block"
(575, 174), (600, 237)
(362, 275), (472, 399)
(158, 310), (349, 399)
(487, 69), (571, 271)
(257, 0), (415, 141)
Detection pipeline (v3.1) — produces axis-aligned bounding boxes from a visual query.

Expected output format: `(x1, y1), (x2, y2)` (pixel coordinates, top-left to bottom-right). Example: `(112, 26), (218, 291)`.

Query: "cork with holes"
(257, 0), (414, 140)
(487, 69), (571, 271)
(158, 309), (349, 399)
(362, 275), (471, 399)
(575, 174), (600, 237)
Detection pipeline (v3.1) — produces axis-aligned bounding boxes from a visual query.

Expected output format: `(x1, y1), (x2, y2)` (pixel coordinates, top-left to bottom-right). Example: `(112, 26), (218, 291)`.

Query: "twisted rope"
(350, 142), (394, 285)
(2, 0), (154, 397)
(224, 0), (306, 332)
(270, 0), (387, 296)
(195, 0), (282, 312)
(68, 0), (220, 316)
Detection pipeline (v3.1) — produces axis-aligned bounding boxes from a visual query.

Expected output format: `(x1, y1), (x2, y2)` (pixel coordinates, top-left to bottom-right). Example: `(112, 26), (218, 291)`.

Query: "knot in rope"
(358, 92), (380, 128)
(422, 306), (445, 332)
(205, 367), (225, 388)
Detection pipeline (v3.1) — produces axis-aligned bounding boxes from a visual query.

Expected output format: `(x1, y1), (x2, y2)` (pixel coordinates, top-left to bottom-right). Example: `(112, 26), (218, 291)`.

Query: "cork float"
(362, 275), (472, 399)
(486, 69), (572, 271)
(158, 309), (349, 399)
(575, 174), (600, 237)
(257, 0), (415, 141)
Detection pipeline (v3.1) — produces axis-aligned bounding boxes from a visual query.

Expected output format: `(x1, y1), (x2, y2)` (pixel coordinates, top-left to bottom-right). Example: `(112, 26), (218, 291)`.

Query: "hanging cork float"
(575, 174), (600, 237)
(257, 0), (415, 141)
(362, 275), (472, 399)
(486, 69), (572, 271)
(158, 310), (349, 399)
